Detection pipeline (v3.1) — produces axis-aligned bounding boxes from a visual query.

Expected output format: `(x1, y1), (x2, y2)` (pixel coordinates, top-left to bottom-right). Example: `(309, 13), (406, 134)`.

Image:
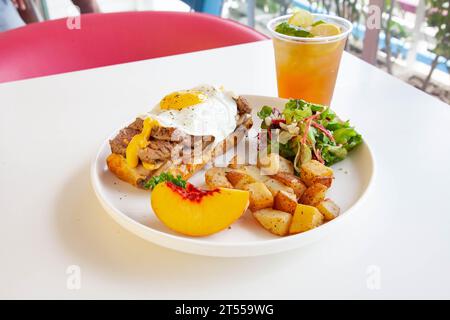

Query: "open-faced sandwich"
(107, 85), (253, 189)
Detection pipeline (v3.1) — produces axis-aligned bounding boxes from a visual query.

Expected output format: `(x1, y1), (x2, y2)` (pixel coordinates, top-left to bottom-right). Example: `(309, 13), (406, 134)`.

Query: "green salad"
(257, 99), (362, 169)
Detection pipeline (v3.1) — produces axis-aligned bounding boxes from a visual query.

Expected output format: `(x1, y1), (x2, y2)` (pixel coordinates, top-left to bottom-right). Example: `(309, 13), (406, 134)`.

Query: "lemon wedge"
(310, 23), (341, 37)
(288, 9), (314, 28)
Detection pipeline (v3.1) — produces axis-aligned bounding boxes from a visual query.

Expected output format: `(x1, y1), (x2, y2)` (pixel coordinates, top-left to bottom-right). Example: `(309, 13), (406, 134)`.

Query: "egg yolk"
(159, 90), (207, 110)
(126, 117), (159, 168)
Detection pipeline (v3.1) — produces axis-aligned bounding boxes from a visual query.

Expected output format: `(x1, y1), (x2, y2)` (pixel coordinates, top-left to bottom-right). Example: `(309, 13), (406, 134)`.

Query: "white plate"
(91, 95), (375, 257)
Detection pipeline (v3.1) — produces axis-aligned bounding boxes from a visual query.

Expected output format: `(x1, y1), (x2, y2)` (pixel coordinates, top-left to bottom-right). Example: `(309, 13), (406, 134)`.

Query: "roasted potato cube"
(271, 172), (307, 199)
(225, 170), (256, 190)
(273, 190), (297, 214)
(278, 156), (294, 174)
(300, 160), (334, 187)
(205, 167), (232, 189)
(243, 165), (269, 183)
(257, 152), (280, 175)
(253, 208), (292, 236)
(317, 199), (340, 221)
(299, 183), (328, 206)
(257, 153), (295, 175)
(243, 182), (274, 211)
(264, 178), (295, 197)
(289, 204), (324, 234)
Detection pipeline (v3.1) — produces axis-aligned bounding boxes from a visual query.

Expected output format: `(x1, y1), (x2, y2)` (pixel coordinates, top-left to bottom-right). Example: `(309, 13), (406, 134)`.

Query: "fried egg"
(147, 85), (238, 147)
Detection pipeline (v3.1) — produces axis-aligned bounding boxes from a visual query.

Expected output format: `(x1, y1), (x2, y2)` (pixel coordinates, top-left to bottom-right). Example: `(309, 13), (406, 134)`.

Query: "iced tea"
(268, 13), (352, 106)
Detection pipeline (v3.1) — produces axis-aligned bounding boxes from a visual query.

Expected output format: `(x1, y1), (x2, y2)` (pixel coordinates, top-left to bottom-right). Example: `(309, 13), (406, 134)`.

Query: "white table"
(1, 41), (449, 299)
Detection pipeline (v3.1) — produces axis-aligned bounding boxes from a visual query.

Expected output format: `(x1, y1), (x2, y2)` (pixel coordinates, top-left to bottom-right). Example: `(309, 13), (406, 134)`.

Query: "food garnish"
(274, 9), (341, 38)
(310, 23), (341, 37)
(275, 22), (314, 38)
(144, 172), (187, 190)
(288, 9), (314, 28)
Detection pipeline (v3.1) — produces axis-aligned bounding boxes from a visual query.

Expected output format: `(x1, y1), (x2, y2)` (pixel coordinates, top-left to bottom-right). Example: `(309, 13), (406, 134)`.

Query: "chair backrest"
(181, 0), (224, 15)
(0, 11), (267, 83)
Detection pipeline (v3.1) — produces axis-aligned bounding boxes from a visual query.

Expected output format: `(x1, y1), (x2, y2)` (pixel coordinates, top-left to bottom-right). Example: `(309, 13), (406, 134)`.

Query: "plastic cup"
(267, 14), (353, 106)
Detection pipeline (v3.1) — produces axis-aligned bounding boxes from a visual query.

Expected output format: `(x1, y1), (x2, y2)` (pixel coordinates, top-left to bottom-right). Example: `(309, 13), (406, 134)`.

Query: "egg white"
(148, 85), (238, 148)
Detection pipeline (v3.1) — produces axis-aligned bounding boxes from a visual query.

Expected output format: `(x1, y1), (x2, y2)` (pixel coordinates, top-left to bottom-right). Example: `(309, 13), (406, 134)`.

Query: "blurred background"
(2, 0), (449, 104)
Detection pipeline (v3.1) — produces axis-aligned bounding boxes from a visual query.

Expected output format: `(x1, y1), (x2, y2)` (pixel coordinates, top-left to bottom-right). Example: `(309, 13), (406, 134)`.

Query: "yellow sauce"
(142, 161), (158, 170)
(126, 117), (158, 168)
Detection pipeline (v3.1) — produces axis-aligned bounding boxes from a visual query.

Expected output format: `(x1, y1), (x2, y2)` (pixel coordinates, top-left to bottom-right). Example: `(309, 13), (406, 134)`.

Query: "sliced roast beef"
(138, 140), (177, 162)
(235, 96), (252, 115)
(181, 135), (214, 149)
(128, 118), (144, 131)
(150, 126), (186, 142)
(109, 118), (145, 156)
(180, 136), (215, 163)
(126, 118), (188, 142)
(109, 127), (141, 156)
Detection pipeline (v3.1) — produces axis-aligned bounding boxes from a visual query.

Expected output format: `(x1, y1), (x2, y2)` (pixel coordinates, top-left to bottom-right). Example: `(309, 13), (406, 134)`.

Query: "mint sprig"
(275, 22), (313, 37)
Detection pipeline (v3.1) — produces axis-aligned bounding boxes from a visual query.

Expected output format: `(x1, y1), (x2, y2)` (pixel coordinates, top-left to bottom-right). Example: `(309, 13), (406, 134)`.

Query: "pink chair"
(0, 11), (267, 83)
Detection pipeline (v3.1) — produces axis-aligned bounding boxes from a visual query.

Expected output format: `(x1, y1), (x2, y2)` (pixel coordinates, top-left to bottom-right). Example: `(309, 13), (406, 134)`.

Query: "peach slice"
(151, 182), (250, 236)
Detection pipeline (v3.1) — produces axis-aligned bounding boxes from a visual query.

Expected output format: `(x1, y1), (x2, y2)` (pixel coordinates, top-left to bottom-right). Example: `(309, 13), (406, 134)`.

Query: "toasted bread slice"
(107, 113), (253, 189)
